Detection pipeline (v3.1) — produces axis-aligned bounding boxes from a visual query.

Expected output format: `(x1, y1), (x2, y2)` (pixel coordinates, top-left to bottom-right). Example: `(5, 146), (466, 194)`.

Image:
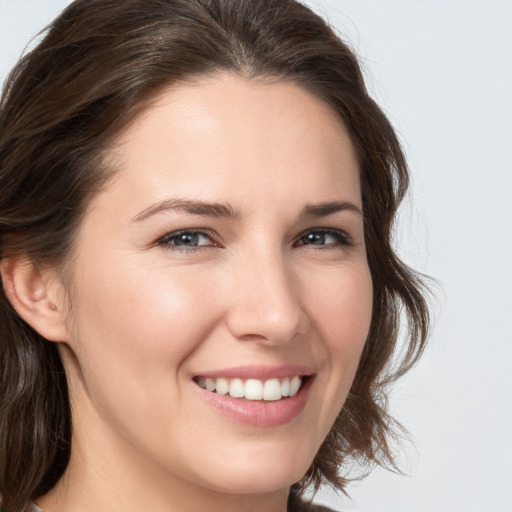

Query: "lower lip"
(196, 377), (313, 427)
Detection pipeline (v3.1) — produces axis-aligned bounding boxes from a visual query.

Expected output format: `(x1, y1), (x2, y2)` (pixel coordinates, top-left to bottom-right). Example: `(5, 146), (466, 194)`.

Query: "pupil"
(307, 233), (324, 244)
(180, 233), (197, 246)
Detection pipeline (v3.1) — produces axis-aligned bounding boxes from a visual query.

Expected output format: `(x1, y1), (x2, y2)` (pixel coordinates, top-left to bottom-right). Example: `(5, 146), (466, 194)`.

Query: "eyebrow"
(300, 200), (362, 219)
(132, 198), (361, 222)
(132, 198), (239, 222)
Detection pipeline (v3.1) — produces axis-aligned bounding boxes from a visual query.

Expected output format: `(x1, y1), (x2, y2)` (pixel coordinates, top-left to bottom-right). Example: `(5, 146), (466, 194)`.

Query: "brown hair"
(0, 0), (430, 510)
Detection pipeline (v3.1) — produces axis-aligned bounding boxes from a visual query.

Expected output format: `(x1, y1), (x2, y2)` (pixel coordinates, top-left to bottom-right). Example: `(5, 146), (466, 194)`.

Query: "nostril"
(226, 305), (309, 346)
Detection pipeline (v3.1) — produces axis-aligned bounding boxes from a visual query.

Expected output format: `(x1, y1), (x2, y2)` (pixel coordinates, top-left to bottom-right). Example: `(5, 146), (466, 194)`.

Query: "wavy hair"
(0, 1), (430, 510)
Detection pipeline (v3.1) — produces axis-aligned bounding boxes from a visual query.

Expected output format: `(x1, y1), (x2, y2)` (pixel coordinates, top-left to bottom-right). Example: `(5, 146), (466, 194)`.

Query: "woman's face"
(58, 73), (373, 497)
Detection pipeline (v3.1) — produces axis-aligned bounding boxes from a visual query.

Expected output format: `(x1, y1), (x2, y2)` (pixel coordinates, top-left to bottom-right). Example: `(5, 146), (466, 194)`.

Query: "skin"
(33, 73), (373, 512)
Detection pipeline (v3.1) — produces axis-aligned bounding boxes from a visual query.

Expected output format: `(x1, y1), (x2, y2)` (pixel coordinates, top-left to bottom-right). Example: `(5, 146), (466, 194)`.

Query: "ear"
(1, 255), (70, 342)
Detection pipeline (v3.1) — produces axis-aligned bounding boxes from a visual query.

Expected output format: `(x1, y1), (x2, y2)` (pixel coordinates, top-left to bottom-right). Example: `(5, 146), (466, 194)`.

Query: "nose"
(224, 249), (310, 346)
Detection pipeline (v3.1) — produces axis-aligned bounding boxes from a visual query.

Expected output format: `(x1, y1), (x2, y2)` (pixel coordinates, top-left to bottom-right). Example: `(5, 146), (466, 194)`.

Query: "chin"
(189, 443), (313, 495)
(204, 467), (304, 496)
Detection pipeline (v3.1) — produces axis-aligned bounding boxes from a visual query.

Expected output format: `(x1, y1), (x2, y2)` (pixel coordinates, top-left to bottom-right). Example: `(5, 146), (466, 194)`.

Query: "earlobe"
(0, 255), (70, 342)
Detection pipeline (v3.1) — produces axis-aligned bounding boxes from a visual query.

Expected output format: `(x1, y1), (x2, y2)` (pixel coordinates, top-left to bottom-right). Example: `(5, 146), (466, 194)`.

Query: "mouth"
(193, 375), (308, 401)
(192, 365), (314, 426)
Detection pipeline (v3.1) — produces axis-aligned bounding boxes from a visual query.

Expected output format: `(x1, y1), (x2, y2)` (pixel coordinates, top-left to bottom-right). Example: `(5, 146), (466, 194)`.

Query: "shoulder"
(292, 501), (338, 512)
(25, 503), (43, 512)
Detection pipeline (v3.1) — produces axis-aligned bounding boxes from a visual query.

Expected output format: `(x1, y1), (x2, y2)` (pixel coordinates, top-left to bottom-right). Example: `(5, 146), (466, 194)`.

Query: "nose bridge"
(226, 242), (308, 344)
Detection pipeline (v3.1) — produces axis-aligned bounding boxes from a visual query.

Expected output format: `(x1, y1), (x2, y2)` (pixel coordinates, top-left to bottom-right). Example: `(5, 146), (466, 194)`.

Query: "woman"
(0, 1), (430, 511)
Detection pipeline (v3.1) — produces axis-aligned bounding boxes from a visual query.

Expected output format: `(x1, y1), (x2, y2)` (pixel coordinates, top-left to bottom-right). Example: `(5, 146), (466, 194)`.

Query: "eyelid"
(294, 228), (353, 247)
(157, 228), (222, 249)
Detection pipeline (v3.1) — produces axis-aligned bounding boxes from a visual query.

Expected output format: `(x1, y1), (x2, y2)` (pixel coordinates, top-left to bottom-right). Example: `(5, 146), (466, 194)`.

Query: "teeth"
(229, 378), (245, 398)
(205, 377), (216, 392)
(281, 377), (290, 397)
(289, 376), (301, 397)
(196, 376), (304, 401)
(215, 377), (229, 396)
(245, 379), (263, 400)
(263, 378), (282, 401)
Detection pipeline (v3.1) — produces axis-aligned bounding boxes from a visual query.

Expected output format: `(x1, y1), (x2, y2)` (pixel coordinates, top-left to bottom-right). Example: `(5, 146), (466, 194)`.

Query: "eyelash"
(158, 229), (220, 253)
(157, 228), (353, 252)
(294, 229), (353, 248)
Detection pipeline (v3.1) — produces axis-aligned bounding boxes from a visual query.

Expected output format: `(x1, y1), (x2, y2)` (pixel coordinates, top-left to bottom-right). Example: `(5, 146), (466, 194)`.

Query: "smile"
(194, 376), (303, 401)
(192, 366), (314, 426)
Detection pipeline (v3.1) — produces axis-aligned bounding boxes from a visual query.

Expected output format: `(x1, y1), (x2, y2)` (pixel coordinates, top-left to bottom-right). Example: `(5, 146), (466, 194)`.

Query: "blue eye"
(157, 228), (351, 252)
(295, 229), (352, 247)
(159, 230), (217, 249)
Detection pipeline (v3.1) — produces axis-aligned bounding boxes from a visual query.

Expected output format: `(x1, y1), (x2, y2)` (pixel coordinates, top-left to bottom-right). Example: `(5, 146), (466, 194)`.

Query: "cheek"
(67, 259), (221, 403)
(309, 262), (373, 350)
(63, 260), (229, 469)
(306, 261), (373, 399)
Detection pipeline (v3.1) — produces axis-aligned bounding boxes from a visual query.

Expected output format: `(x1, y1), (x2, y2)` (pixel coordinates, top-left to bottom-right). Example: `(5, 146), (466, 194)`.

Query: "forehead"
(98, 72), (361, 216)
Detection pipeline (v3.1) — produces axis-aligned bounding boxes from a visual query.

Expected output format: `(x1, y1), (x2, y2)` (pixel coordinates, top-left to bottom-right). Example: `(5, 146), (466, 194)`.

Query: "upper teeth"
(196, 376), (303, 401)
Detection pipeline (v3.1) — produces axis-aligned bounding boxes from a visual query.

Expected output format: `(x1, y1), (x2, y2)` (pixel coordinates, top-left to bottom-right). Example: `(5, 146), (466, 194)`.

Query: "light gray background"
(1, 1), (511, 511)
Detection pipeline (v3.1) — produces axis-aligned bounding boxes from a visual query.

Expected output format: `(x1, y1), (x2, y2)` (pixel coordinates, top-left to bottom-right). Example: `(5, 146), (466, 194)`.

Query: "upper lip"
(193, 365), (314, 381)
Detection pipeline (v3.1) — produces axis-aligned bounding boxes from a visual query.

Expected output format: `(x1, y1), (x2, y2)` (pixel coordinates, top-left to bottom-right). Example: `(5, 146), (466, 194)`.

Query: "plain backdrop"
(1, 1), (511, 511)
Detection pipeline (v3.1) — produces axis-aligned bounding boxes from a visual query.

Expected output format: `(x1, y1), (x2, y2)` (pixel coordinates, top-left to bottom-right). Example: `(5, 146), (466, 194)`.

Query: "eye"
(158, 229), (219, 250)
(295, 229), (352, 248)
